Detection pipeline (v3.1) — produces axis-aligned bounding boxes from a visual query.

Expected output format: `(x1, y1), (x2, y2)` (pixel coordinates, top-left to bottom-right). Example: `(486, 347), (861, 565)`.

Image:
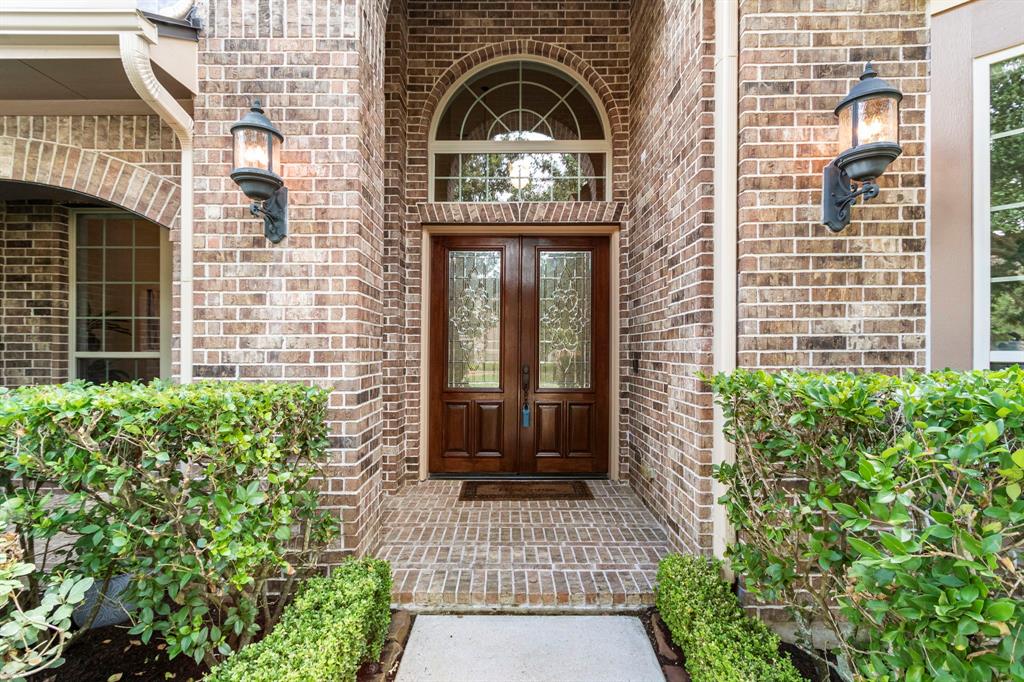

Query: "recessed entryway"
(429, 234), (610, 475)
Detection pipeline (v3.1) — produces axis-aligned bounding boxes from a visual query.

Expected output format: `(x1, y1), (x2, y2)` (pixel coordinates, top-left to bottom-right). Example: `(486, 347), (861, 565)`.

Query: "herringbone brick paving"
(376, 480), (670, 610)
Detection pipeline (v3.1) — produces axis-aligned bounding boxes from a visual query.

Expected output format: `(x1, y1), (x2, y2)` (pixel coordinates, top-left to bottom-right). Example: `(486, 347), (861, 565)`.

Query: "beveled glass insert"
(447, 250), (502, 388)
(538, 251), (592, 389)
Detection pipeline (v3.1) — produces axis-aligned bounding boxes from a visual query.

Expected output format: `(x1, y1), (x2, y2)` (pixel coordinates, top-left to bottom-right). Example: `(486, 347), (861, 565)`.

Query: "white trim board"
(972, 42), (1024, 369)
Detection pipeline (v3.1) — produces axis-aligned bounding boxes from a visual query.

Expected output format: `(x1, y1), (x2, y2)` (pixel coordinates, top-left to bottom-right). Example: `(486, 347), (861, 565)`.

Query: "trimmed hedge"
(713, 368), (1024, 681)
(205, 558), (392, 682)
(656, 554), (802, 682)
(0, 381), (337, 666)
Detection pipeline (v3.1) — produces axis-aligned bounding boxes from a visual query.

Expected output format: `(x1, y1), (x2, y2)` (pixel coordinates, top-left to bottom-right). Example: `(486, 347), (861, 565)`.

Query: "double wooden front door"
(429, 235), (610, 475)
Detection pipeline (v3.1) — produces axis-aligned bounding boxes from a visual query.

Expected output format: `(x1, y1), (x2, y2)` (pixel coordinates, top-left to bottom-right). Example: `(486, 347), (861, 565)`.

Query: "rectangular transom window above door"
(974, 44), (1024, 369)
(70, 211), (171, 383)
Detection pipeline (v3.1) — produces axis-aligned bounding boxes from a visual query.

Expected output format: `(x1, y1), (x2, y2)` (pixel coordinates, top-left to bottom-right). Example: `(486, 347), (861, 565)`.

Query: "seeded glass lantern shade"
(833, 64), (902, 182)
(230, 101), (284, 201)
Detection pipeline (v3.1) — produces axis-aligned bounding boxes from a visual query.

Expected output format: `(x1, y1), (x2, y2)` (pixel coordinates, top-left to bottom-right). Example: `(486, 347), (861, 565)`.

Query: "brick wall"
(0, 201), (70, 387)
(383, 0), (632, 486)
(0, 116), (181, 229)
(382, 0), (410, 493)
(191, 0), (388, 558)
(736, 0), (928, 372)
(627, 0), (716, 553)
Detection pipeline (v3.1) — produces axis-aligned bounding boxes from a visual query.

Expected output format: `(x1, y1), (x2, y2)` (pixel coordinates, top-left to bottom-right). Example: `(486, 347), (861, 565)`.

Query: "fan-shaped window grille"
(430, 60), (610, 202)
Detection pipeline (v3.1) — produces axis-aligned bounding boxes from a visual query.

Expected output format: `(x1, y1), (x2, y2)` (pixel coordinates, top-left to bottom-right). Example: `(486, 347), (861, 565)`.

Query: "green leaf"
(986, 600), (1016, 622)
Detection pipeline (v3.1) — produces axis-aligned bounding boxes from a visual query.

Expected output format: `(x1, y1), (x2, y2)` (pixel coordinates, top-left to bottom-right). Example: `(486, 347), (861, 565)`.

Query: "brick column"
(191, 0), (388, 558)
(736, 0), (928, 372)
(0, 201), (70, 387)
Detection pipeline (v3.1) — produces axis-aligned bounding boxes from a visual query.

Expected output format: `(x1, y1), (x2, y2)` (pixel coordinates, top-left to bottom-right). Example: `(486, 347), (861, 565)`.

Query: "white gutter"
(711, 0), (739, 562)
(119, 30), (194, 383)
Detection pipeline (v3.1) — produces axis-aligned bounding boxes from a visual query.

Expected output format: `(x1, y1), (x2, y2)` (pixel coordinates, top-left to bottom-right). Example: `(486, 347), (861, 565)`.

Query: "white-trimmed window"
(429, 59), (611, 202)
(70, 210), (170, 383)
(975, 44), (1024, 368)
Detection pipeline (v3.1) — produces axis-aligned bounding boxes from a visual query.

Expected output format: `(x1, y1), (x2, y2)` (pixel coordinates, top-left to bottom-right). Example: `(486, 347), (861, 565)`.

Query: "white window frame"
(68, 208), (172, 381)
(428, 55), (613, 202)
(973, 42), (1024, 368)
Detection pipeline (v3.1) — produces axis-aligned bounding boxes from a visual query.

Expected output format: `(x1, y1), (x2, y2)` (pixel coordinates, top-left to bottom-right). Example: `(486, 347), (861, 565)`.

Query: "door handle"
(521, 364), (531, 428)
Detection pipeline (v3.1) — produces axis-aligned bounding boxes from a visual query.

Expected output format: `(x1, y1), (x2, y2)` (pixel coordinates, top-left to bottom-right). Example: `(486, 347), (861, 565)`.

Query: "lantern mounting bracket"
(250, 186), (288, 243)
(822, 161), (879, 233)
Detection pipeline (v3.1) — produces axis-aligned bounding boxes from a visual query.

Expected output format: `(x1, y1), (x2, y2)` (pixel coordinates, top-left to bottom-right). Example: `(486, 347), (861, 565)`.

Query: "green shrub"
(205, 558), (392, 682)
(0, 381), (338, 667)
(656, 554), (802, 682)
(0, 504), (93, 681)
(712, 368), (1024, 681)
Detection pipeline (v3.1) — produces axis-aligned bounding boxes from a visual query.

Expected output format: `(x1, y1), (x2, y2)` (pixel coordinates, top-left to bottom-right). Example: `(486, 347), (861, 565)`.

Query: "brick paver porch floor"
(376, 480), (671, 611)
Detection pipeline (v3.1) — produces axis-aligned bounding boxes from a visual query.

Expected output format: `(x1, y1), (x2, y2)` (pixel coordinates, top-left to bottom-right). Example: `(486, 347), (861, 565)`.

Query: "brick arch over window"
(414, 40), (628, 201)
(0, 135), (180, 229)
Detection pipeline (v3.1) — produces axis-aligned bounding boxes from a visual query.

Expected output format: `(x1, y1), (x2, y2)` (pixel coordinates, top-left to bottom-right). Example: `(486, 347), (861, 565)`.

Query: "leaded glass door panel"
(520, 237), (609, 475)
(430, 237), (521, 473)
(429, 235), (609, 476)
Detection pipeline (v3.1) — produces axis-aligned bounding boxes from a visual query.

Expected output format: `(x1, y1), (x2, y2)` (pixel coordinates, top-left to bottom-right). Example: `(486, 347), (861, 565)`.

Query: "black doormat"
(458, 480), (593, 501)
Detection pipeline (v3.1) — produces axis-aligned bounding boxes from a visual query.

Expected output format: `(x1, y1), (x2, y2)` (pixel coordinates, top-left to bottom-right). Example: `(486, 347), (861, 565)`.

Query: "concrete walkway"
(395, 615), (665, 682)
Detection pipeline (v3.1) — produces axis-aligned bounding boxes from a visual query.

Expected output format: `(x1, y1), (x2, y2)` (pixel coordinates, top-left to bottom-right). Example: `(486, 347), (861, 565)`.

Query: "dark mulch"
(48, 623), (208, 682)
(781, 642), (844, 682)
(458, 480), (593, 502)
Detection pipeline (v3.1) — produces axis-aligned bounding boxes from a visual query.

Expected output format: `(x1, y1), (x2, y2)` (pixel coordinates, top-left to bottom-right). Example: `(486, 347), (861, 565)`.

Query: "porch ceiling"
(0, 58), (190, 101)
(0, 2), (197, 115)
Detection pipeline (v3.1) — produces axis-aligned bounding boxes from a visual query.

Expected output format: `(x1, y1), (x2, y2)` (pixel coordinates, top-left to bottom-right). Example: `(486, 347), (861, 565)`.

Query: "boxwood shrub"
(205, 558), (392, 682)
(656, 554), (802, 682)
(712, 368), (1024, 681)
(0, 381), (338, 667)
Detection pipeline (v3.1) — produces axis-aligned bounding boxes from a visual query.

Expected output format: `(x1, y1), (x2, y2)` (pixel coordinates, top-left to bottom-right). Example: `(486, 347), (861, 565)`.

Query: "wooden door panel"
(441, 402), (470, 457)
(520, 237), (610, 475)
(567, 402), (594, 457)
(534, 402), (562, 457)
(429, 237), (520, 474)
(475, 402), (504, 456)
(429, 234), (608, 476)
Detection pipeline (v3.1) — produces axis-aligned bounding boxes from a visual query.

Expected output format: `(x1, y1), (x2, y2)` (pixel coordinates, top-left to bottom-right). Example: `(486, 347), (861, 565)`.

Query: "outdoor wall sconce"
(230, 100), (287, 243)
(821, 63), (902, 232)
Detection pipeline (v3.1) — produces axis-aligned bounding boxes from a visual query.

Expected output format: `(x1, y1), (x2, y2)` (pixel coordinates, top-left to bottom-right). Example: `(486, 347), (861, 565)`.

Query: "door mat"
(458, 480), (593, 502)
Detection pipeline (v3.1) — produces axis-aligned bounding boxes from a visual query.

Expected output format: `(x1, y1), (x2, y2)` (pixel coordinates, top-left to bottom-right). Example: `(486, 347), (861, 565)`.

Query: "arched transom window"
(430, 60), (610, 202)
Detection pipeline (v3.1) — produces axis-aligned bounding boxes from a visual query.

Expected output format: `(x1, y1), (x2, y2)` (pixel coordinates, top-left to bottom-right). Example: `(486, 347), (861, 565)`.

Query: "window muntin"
(71, 212), (169, 383)
(430, 60), (610, 202)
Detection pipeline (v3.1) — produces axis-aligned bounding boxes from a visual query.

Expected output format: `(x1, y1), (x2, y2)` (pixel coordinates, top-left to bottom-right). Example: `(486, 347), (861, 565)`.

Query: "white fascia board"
(0, 5), (157, 45)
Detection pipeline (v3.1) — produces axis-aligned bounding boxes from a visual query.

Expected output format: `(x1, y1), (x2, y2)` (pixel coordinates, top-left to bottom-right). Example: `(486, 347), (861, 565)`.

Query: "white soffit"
(0, 0), (197, 111)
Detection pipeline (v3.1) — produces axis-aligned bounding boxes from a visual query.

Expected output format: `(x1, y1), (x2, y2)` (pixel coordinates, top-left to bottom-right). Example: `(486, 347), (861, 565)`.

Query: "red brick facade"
(627, 0), (716, 553)
(736, 0), (928, 371)
(0, 202), (70, 387)
(0, 0), (933, 563)
(382, 0), (632, 491)
(0, 116), (182, 230)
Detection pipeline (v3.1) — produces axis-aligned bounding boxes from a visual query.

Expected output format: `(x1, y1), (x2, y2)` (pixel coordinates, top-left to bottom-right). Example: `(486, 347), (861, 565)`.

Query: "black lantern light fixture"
(230, 100), (287, 243)
(821, 63), (902, 232)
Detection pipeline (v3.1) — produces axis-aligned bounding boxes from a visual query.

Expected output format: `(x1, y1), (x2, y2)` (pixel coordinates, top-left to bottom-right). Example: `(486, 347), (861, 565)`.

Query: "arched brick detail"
(420, 40), (625, 144)
(0, 135), (180, 229)
(414, 39), (628, 201)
